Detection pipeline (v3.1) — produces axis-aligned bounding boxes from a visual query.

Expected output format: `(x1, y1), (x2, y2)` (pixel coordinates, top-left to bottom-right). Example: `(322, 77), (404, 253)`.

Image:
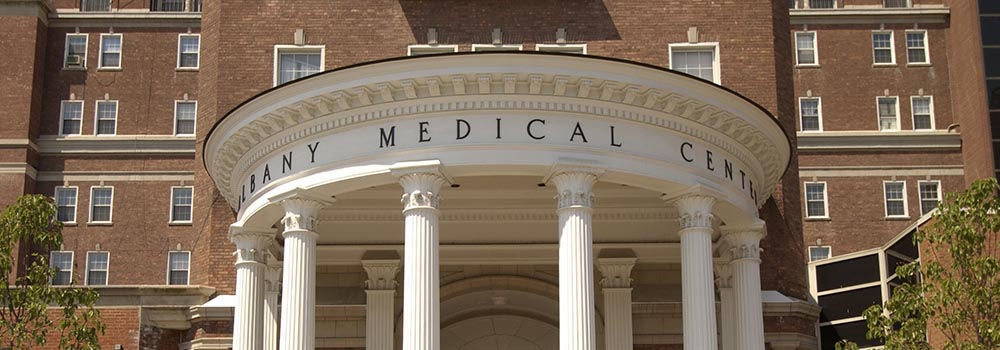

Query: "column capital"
(391, 160), (449, 211)
(546, 164), (604, 208)
(362, 259), (401, 291)
(265, 263), (282, 293)
(670, 193), (717, 229)
(229, 225), (276, 265)
(272, 190), (333, 233)
(722, 222), (766, 262)
(714, 262), (733, 289)
(597, 257), (637, 289)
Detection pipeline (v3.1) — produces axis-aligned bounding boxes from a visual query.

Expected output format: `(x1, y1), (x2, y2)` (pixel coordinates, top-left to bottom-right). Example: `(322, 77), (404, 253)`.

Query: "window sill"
(97, 67), (122, 71)
(796, 64), (821, 68)
(885, 216), (911, 220)
(175, 67), (199, 72)
(873, 63), (898, 67)
(906, 62), (931, 67)
(87, 222), (113, 226)
(805, 217), (831, 221)
(62, 67), (87, 71)
(800, 129), (824, 133)
(168, 221), (193, 226)
(61, 222), (78, 227)
(878, 129), (902, 132)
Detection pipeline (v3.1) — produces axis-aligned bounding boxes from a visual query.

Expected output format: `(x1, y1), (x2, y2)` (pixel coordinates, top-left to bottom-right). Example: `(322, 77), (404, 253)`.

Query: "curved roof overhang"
(205, 52), (791, 225)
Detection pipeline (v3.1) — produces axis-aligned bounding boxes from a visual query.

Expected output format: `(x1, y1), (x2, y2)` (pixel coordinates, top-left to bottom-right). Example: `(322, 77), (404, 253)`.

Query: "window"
(795, 32), (818, 66)
(170, 187), (193, 223)
(81, 0), (110, 11)
(669, 43), (720, 84)
(911, 96), (934, 130)
(808, 0), (835, 8)
(809, 246), (831, 262)
(873, 31), (895, 65)
(800, 97), (822, 131)
(59, 100), (84, 136)
(905, 30), (929, 64)
(884, 0), (909, 7)
(918, 181), (941, 215)
(89, 187), (114, 223)
(99, 34), (122, 69)
(153, 0), (185, 11)
(177, 34), (200, 69)
(804, 182), (828, 218)
(471, 44), (523, 52)
(407, 45), (458, 56)
(55, 187), (78, 223)
(85, 252), (109, 286)
(536, 44), (587, 54)
(94, 100), (118, 135)
(884, 181), (908, 217)
(64, 34), (88, 69)
(167, 251), (190, 285)
(50, 251), (74, 285)
(174, 101), (197, 135)
(274, 46), (324, 86)
(877, 96), (900, 131)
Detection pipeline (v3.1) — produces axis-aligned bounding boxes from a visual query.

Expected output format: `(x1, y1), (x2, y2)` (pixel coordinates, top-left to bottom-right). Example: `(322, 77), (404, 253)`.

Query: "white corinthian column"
(392, 163), (447, 350)
(673, 194), (719, 350)
(277, 195), (328, 350)
(597, 257), (637, 350)
(230, 226), (274, 350)
(264, 261), (281, 350)
(549, 166), (603, 350)
(724, 224), (766, 350)
(715, 262), (735, 350)
(363, 258), (401, 350)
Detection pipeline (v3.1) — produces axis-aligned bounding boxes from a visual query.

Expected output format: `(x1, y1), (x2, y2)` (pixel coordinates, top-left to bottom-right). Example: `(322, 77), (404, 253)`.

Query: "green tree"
(0, 194), (105, 350)
(837, 178), (1000, 350)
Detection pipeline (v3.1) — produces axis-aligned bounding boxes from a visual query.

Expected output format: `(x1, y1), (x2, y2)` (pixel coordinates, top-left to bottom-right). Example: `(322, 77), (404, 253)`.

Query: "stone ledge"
(36, 135), (196, 154)
(790, 7), (949, 24)
(797, 130), (961, 151)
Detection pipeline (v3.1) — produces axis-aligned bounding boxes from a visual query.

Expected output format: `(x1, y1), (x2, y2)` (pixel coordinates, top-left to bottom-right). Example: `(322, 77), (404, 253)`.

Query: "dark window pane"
(985, 49), (1000, 77)
(993, 141), (1000, 167)
(815, 254), (881, 292)
(982, 17), (1000, 45)
(988, 81), (1000, 110)
(981, 0), (1000, 14)
(821, 321), (883, 350)
(887, 231), (919, 260)
(818, 286), (883, 321)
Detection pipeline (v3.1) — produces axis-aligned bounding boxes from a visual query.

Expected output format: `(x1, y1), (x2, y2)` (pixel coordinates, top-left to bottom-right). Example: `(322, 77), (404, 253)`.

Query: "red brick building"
(0, 0), (991, 349)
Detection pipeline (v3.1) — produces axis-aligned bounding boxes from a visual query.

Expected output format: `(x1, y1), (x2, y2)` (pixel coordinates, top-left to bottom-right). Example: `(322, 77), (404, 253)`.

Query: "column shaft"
(366, 290), (396, 350)
(602, 288), (634, 349)
(674, 195), (719, 350)
(277, 196), (326, 350)
(264, 265), (281, 350)
(726, 227), (766, 350)
(719, 284), (735, 350)
(230, 227), (273, 350)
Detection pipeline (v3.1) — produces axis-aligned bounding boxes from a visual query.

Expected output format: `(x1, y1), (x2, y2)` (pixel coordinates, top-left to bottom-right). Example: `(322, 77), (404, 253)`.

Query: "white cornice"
(790, 7), (949, 24)
(796, 131), (960, 151)
(48, 10), (200, 28)
(36, 135), (195, 154)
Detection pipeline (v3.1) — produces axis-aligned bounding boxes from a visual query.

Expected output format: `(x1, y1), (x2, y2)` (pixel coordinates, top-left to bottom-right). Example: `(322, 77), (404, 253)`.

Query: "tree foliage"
(0, 195), (105, 350)
(838, 178), (1000, 350)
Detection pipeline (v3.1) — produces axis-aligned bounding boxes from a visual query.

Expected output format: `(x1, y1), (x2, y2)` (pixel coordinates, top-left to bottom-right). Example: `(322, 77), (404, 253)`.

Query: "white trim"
(166, 250), (191, 285)
(406, 44), (458, 56)
(872, 30), (896, 65)
(50, 250), (75, 285)
(818, 316), (867, 327)
(93, 100), (119, 135)
(97, 33), (123, 70)
(535, 44), (587, 54)
(176, 33), (200, 70)
(54, 186), (79, 224)
(910, 95), (934, 130)
(815, 281), (883, 297)
(803, 181), (829, 219)
(876, 96), (900, 131)
(794, 31), (819, 66)
(88, 185), (114, 224)
(58, 100), (85, 136)
(272, 45), (326, 87)
(63, 33), (88, 69)
(904, 29), (930, 65)
(668, 42), (721, 84)
(798, 96), (823, 132)
(85, 251), (110, 286)
(796, 130), (960, 150)
(169, 186), (194, 224)
(808, 245), (832, 261)
(471, 44), (523, 52)
(917, 180), (941, 215)
(173, 100), (198, 136)
(882, 180), (908, 218)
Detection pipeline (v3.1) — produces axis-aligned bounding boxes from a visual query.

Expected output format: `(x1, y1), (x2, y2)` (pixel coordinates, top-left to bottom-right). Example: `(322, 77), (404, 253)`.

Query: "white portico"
(205, 53), (791, 350)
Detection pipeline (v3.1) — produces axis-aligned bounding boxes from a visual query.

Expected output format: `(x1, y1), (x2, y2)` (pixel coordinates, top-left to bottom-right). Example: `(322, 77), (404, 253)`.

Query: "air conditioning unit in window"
(66, 55), (84, 67)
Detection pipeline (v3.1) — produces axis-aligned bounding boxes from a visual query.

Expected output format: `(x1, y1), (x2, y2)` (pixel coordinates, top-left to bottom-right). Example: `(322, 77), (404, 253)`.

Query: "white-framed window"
(167, 251), (191, 285)
(918, 180), (941, 215)
(50, 251), (74, 285)
(808, 246), (832, 262)
(911, 96), (934, 130)
(407, 45), (458, 56)
(795, 32), (818, 66)
(81, 0), (110, 11)
(799, 97), (823, 131)
(905, 30), (929, 65)
(471, 44), (523, 52)
(177, 34), (200, 69)
(59, 100), (84, 136)
(877, 96), (900, 131)
(55, 186), (79, 224)
(883, 181), (908, 218)
(85, 251), (109, 286)
(804, 182), (829, 218)
(89, 186), (114, 223)
(669, 43), (721, 84)
(153, 0), (186, 11)
(170, 186), (193, 223)
(536, 44), (587, 54)
(64, 33), (88, 69)
(174, 101), (197, 135)
(872, 31), (896, 65)
(94, 100), (118, 135)
(273, 45), (324, 86)
(884, 0), (910, 8)
(807, 0), (836, 8)
(98, 33), (122, 69)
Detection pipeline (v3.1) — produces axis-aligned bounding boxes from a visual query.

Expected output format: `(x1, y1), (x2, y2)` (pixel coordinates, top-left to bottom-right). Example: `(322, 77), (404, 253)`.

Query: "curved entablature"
(204, 52), (791, 224)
